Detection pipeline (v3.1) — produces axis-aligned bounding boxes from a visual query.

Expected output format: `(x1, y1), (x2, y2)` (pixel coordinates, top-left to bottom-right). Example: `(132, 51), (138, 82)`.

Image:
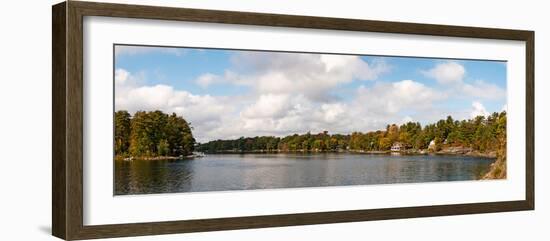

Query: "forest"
(115, 110), (195, 158)
(114, 109), (506, 163)
(196, 111), (507, 155)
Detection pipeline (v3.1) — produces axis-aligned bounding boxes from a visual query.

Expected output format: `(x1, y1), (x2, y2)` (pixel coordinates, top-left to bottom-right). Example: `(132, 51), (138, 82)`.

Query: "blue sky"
(115, 45), (507, 142)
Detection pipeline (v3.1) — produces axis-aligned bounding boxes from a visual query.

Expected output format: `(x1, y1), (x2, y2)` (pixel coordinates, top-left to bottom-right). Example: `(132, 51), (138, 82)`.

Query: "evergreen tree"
(114, 110), (131, 155)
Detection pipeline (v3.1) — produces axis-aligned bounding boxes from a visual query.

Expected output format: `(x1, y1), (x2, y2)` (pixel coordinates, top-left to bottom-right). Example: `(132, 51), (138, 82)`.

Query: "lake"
(114, 153), (495, 195)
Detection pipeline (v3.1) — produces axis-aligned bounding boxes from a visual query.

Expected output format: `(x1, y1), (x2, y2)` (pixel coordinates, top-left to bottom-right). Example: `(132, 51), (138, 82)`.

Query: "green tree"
(123, 110), (195, 158)
(157, 139), (170, 156)
(379, 137), (392, 150)
(114, 110), (131, 155)
(129, 111), (154, 157)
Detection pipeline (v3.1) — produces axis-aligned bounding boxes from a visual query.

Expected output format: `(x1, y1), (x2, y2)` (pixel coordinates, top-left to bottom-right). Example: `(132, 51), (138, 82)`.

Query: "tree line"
(196, 111), (506, 154)
(115, 110), (195, 158)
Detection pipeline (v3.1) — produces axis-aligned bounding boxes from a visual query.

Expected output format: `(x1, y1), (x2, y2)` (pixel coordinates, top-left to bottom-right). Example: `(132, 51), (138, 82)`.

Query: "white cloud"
(400, 116), (414, 124)
(241, 94), (292, 119)
(422, 61), (465, 84)
(423, 61), (506, 101)
(470, 101), (489, 118)
(356, 80), (445, 114)
(195, 73), (220, 88)
(115, 68), (130, 85)
(116, 84), (230, 124)
(115, 68), (236, 142)
(461, 80), (506, 100)
(220, 52), (390, 101)
(219, 79), (441, 140)
(115, 68), (145, 92)
(320, 55), (389, 80)
(320, 103), (346, 123)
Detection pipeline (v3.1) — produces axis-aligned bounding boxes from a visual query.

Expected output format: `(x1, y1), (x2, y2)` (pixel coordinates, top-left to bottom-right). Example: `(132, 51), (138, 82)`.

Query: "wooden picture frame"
(52, 1), (534, 240)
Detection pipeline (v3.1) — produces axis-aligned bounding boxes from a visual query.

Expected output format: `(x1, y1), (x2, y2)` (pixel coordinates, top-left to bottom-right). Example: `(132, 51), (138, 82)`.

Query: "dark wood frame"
(52, 1), (535, 240)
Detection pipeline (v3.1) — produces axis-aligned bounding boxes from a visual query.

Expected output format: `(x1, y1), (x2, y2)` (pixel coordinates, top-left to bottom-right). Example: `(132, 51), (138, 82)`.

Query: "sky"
(114, 45), (507, 143)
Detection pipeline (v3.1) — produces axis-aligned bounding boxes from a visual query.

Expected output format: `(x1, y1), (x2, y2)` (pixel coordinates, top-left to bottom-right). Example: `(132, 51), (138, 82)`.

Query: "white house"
(391, 142), (403, 152)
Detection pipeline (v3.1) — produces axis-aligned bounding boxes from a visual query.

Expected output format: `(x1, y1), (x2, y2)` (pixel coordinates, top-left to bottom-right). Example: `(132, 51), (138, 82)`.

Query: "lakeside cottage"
(390, 142), (403, 152)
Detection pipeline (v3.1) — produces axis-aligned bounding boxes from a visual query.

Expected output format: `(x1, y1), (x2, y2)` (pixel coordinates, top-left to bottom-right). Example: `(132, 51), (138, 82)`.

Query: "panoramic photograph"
(113, 45), (507, 195)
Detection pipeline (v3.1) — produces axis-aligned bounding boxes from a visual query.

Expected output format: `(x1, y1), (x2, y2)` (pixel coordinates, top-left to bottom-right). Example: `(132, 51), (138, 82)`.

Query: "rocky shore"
(198, 147), (497, 158)
(115, 152), (206, 161)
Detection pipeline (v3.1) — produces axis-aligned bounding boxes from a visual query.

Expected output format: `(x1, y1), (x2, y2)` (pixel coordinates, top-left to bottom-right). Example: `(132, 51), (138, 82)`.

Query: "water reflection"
(114, 153), (496, 195)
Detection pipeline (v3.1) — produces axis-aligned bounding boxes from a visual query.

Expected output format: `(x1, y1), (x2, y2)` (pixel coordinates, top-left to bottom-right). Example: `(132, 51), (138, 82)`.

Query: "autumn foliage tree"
(196, 111), (507, 155)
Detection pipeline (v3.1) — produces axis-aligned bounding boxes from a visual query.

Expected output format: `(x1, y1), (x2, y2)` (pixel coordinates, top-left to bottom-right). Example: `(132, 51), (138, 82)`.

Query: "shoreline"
(116, 148), (497, 161)
(166, 149), (497, 158)
(115, 155), (196, 161)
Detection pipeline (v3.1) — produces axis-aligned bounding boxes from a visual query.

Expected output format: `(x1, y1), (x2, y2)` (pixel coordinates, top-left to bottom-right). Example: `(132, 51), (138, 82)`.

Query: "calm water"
(114, 153), (495, 195)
